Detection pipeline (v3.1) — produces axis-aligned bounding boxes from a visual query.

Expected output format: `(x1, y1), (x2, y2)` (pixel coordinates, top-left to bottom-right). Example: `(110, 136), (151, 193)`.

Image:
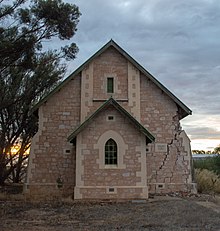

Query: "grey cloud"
(64, 0), (220, 144)
(183, 126), (220, 140)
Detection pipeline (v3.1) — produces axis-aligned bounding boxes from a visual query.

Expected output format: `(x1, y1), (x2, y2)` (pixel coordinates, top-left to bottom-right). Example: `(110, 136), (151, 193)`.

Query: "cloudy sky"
(64, 0), (220, 151)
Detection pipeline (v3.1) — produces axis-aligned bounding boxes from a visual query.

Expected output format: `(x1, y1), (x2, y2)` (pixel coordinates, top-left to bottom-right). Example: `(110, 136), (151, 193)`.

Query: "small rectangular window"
(107, 77), (114, 93)
(107, 115), (114, 121)
(106, 187), (117, 194)
(109, 188), (115, 192)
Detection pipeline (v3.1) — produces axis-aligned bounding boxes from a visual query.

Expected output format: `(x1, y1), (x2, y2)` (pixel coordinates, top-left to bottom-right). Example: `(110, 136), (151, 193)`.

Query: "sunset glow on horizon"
(190, 139), (220, 152)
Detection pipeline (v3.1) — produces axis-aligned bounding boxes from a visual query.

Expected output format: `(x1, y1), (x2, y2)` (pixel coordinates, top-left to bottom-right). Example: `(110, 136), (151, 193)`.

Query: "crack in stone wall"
(147, 112), (195, 194)
(158, 114), (180, 171)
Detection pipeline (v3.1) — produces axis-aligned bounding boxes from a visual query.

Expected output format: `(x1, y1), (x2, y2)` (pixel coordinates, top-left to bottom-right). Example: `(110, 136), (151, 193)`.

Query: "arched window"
(105, 139), (117, 165)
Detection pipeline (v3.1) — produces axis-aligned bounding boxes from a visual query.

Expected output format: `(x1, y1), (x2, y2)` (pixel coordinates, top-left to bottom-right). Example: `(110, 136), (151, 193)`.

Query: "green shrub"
(193, 155), (220, 175)
(195, 169), (220, 194)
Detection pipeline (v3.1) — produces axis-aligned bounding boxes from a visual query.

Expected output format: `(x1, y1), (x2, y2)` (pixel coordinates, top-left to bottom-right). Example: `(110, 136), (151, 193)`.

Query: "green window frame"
(107, 77), (114, 93)
(105, 139), (117, 165)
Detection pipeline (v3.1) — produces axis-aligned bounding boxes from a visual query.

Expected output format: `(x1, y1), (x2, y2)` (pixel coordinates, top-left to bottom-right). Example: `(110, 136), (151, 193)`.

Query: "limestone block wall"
(93, 47), (128, 100)
(139, 74), (195, 193)
(81, 47), (141, 123)
(25, 75), (81, 200)
(80, 47), (133, 126)
(74, 105), (147, 200)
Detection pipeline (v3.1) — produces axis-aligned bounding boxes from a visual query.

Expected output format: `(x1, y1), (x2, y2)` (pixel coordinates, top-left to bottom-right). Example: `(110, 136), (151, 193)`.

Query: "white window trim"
(94, 130), (127, 169)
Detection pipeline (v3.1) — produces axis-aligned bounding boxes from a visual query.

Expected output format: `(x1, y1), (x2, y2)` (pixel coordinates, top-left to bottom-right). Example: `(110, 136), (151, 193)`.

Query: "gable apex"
(32, 40), (192, 119)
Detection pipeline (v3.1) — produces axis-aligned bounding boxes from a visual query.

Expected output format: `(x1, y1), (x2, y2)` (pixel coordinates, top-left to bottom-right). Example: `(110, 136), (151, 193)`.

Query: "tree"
(192, 150), (206, 154)
(213, 145), (220, 154)
(0, 0), (81, 185)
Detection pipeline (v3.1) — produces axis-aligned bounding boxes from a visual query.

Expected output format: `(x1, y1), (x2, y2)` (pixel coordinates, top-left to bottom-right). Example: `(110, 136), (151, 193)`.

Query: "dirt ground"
(0, 194), (220, 231)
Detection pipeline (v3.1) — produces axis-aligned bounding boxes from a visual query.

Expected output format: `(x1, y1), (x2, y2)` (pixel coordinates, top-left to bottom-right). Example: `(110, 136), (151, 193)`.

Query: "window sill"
(93, 99), (128, 102)
(104, 164), (118, 169)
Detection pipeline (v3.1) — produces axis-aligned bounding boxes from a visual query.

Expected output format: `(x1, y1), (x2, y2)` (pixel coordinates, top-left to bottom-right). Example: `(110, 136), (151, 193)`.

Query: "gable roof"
(67, 97), (155, 143)
(32, 39), (192, 119)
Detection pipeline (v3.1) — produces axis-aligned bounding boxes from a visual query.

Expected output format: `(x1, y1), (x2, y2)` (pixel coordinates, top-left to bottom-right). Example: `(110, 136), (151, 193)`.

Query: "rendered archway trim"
(94, 130), (128, 169)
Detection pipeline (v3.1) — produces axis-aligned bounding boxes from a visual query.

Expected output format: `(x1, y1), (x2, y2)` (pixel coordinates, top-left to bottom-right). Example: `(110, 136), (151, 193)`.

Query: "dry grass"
(195, 168), (220, 194)
(193, 155), (220, 175)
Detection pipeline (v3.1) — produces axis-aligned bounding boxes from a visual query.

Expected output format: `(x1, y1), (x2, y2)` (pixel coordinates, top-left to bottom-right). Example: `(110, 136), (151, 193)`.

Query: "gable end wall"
(24, 45), (195, 200)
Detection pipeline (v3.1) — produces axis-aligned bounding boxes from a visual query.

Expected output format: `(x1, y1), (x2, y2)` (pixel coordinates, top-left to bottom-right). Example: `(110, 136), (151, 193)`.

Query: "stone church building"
(24, 40), (196, 200)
